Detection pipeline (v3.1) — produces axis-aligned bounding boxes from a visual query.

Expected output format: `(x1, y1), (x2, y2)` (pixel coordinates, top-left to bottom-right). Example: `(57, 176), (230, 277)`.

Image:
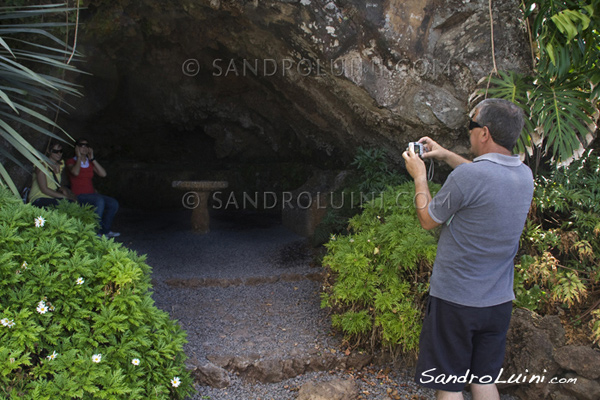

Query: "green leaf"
(0, 4), (82, 195)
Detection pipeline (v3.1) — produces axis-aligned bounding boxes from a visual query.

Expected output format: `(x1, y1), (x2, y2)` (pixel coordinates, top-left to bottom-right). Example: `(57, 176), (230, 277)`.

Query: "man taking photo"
(402, 98), (534, 400)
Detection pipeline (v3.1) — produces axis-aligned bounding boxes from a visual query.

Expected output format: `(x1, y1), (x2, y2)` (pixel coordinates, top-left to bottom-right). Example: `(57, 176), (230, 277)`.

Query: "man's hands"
(418, 136), (470, 169)
(402, 147), (427, 182)
(418, 137), (447, 161)
(402, 138), (441, 231)
(403, 136), (446, 181)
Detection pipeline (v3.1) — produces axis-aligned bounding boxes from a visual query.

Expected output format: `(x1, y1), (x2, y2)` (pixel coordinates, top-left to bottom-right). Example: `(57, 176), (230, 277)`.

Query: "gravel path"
(112, 209), (518, 400)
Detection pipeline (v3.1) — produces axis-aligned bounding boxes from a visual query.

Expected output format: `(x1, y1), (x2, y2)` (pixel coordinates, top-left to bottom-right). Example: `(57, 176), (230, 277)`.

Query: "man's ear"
(481, 126), (493, 143)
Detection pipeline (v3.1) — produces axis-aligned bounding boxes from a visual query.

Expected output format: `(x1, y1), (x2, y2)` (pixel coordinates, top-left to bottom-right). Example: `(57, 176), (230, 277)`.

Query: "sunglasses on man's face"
(76, 143), (89, 147)
(50, 149), (63, 154)
(468, 119), (484, 130)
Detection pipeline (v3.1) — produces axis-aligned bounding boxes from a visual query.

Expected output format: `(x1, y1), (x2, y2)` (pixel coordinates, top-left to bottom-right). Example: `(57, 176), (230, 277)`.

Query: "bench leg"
(190, 191), (210, 234)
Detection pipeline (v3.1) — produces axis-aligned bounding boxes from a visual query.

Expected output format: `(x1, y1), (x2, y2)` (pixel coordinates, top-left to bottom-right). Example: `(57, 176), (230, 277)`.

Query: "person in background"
(66, 138), (120, 237)
(403, 99), (534, 400)
(28, 140), (77, 207)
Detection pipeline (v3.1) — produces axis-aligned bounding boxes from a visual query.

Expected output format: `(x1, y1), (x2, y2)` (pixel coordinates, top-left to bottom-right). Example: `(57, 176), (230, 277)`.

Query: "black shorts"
(414, 296), (513, 392)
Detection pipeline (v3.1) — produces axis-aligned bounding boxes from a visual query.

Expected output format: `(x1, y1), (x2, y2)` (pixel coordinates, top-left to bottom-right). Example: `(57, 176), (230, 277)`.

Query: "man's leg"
(470, 383), (500, 400)
(469, 301), (512, 400)
(414, 297), (474, 393)
(436, 390), (464, 400)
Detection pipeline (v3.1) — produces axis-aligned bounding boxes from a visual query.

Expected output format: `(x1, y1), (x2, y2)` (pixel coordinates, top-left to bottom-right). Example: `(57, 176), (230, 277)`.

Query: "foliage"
(350, 147), (406, 194)
(0, 3), (82, 196)
(514, 150), (600, 343)
(479, 0), (599, 167)
(320, 182), (439, 357)
(312, 147), (407, 245)
(0, 187), (195, 399)
(53, 200), (101, 228)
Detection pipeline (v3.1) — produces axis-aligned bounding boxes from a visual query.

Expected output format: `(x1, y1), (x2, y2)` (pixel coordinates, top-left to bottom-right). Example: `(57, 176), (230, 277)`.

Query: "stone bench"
(172, 180), (229, 234)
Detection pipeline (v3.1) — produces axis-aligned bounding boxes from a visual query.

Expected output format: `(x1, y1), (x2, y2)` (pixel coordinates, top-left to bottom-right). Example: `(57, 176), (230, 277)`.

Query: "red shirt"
(66, 158), (95, 195)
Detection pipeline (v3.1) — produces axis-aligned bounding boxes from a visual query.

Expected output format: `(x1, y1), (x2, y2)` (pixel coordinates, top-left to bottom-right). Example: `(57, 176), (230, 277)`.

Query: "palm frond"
(0, 3), (82, 196)
(532, 78), (595, 162)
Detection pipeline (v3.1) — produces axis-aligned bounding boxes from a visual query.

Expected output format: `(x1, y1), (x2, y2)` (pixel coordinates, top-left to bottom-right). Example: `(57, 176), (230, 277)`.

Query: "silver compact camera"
(407, 142), (426, 156)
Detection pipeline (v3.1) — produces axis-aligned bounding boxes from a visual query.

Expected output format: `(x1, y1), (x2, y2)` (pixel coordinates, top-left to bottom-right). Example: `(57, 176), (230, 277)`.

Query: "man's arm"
(413, 175), (440, 230)
(419, 136), (471, 169)
(402, 150), (440, 231)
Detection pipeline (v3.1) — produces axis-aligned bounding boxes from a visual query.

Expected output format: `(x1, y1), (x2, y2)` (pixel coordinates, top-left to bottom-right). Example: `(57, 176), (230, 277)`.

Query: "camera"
(407, 142), (425, 156)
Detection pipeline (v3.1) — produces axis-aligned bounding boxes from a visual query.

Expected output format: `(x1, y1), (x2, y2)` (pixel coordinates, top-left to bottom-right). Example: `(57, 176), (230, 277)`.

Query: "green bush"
(514, 150), (600, 343)
(312, 147), (407, 245)
(0, 188), (194, 399)
(321, 182), (440, 357)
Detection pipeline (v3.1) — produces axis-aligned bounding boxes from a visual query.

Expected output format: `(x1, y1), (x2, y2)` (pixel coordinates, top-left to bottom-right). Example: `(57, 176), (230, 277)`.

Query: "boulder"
(503, 308), (565, 399)
(192, 362), (231, 389)
(561, 373), (600, 400)
(503, 308), (600, 400)
(296, 378), (359, 400)
(553, 345), (600, 380)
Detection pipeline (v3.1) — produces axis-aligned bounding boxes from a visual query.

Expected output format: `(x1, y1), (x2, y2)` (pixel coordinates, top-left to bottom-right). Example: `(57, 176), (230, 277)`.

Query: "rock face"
(503, 308), (600, 400)
(55, 0), (530, 207)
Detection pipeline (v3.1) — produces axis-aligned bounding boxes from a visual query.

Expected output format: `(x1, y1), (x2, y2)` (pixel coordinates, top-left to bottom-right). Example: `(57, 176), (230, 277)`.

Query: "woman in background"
(66, 138), (120, 237)
(28, 141), (76, 207)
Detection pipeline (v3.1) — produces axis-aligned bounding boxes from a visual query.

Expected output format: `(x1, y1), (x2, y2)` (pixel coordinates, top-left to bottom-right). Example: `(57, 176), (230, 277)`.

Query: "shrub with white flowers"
(0, 188), (194, 399)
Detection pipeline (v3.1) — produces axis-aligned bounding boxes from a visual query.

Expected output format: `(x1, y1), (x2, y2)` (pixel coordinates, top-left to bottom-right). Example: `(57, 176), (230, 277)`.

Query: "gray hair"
(473, 98), (525, 151)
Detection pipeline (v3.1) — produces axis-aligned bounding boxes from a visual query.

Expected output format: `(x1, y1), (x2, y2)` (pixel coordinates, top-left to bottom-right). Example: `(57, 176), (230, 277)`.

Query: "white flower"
(21, 261), (28, 269)
(37, 301), (48, 314)
(47, 351), (58, 360)
(0, 318), (8, 326)
(92, 354), (102, 363)
(171, 376), (181, 387)
(6, 320), (15, 328)
(76, 277), (85, 285)
(131, 358), (140, 366)
(34, 216), (46, 228)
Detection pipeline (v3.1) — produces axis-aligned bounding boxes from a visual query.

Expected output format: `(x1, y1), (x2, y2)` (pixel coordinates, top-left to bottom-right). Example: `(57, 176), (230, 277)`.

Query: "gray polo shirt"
(427, 153), (534, 307)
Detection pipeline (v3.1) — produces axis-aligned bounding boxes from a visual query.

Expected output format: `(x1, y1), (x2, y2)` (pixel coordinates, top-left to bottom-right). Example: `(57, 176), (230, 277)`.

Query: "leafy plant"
(0, 187), (195, 399)
(0, 3), (82, 195)
(515, 150), (600, 343)
(350, 147), (406, 194)
(478, 0), (599, 168)
(312, 147), (407, 245)
(321, 182), (439, 357)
